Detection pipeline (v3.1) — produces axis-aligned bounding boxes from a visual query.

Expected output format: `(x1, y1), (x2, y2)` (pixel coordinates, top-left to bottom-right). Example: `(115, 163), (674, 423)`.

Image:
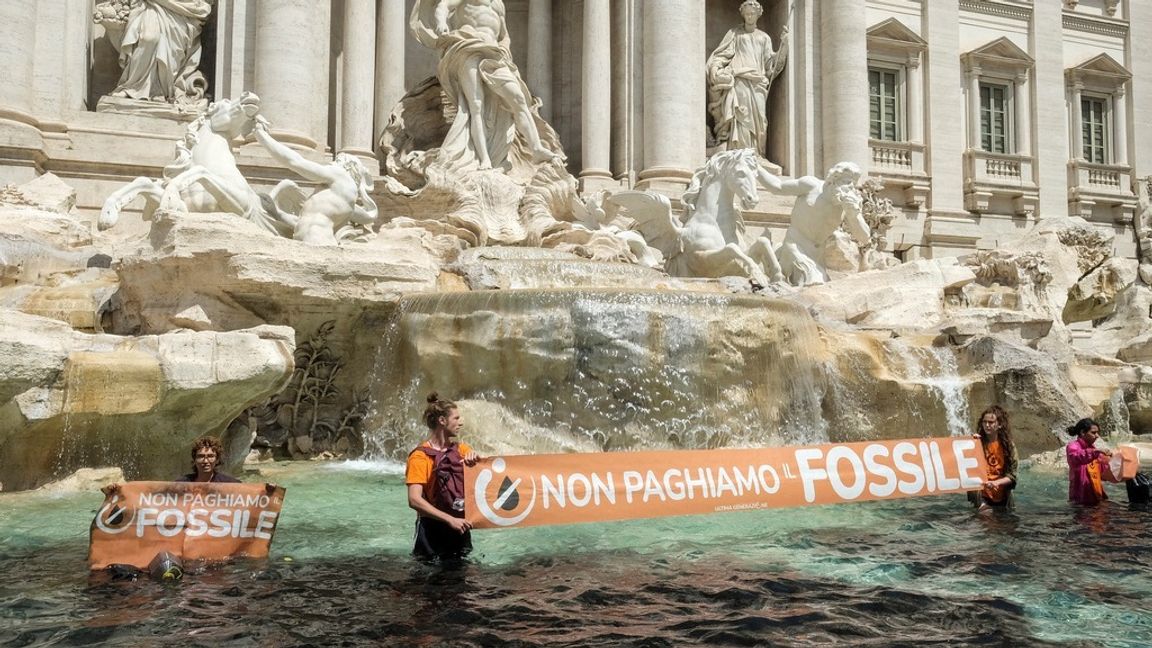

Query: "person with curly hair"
(968, 405), (1018, 510)
(176, 436), (240, 483)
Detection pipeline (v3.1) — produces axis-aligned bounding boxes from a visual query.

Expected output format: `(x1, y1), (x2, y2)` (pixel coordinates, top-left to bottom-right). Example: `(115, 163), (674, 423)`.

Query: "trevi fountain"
(1, 1), (1151, 646)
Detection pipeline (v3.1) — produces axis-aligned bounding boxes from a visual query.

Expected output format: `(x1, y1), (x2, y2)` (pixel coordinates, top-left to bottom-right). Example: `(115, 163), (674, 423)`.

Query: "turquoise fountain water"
(2, 460), (1149, 646)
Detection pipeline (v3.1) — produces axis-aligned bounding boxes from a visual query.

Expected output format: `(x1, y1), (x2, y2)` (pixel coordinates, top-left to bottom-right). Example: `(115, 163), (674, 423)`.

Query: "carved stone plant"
(231, 321), (370, 459)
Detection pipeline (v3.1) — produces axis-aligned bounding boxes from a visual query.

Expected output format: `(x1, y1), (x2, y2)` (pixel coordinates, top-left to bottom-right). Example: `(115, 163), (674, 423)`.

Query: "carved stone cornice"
(958, 0), (1032, 22)
(1062, 14), (1128, 38)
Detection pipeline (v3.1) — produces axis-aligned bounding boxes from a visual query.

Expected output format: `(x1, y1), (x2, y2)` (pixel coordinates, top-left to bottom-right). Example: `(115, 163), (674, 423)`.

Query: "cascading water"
(891, 340), (971, 437)
(363, 288), (831, 458)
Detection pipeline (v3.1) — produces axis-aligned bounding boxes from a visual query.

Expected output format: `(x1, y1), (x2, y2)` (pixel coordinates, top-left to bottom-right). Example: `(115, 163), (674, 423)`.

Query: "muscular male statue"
(411, 0), (558, 171)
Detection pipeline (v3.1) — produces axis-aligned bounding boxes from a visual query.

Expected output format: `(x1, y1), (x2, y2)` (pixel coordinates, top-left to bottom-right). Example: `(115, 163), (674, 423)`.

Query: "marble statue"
(94, 0), (215, 109)
(409, 0), (560, 171)
(609, 149), (783, 286)
(707, 0), (789, 157)
(758, 161), (871, 286)
(254, 119), (379, 245)
(100, 93), (291, 237)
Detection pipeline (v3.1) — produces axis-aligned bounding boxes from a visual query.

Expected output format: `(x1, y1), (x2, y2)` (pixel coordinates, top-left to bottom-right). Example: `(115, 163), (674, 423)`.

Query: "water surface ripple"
(1, 464), (1149, 647)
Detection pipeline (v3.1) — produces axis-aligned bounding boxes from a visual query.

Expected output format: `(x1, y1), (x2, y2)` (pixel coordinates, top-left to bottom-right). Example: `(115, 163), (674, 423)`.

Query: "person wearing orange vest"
(968, 405), (1018, 510)
(405, 392), (481, 561)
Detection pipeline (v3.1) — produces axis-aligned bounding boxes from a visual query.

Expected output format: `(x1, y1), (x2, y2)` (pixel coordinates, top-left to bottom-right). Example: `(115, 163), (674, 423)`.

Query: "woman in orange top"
(405, 392), (481, 561)
(968, 405), (1018, 510)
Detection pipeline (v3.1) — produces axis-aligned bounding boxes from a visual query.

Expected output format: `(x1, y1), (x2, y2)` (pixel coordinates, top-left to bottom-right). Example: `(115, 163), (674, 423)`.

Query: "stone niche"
(89, 2), (220, 117)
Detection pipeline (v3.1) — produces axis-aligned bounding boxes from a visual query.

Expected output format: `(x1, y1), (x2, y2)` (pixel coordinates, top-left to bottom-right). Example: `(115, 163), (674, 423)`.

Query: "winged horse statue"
(98, 92), (291, 237)
(607, 148), (784, 286)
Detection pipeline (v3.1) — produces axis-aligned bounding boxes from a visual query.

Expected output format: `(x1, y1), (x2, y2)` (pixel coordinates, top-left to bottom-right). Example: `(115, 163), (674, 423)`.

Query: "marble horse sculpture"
(99, 92), (290, 237)
(608, 149), (784, 286)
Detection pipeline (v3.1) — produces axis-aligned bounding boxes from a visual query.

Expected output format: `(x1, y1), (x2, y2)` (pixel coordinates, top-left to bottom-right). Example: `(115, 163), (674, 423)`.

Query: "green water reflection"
(1, 461), (1150, 646)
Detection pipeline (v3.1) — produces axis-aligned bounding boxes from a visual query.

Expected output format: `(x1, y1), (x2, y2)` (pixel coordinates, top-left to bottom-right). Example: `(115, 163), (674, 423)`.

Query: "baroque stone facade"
(0, 0), (1149, 260)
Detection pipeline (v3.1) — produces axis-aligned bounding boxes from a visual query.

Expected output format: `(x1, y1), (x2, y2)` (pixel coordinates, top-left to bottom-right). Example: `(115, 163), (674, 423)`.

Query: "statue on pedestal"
(93, 0), (215, 114)
(707, 0), (789, 158)
(408, 0), (560, 172)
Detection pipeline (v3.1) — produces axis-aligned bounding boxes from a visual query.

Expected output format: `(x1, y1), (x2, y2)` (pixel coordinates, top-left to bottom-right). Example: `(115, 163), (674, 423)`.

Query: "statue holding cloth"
(707, 0), (790, 158)
(409, 0), (560, 172)
(94, 0), (215, 108)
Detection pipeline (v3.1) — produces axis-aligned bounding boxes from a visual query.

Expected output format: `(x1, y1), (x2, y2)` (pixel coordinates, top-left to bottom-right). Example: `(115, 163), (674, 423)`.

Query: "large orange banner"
(466, 437), (989, 529)
(89, 481), (286, 570)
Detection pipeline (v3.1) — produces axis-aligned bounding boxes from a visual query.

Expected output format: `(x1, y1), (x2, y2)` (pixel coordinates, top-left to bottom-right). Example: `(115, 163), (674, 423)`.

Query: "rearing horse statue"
(99, 92), (289, 237)
(606, 149), (783, 286)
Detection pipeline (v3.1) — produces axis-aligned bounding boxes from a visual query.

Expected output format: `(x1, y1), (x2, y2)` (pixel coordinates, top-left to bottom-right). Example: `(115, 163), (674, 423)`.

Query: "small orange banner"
(89, 481), (286, 570)
(466, 438), (989, 529)
(1102, 446), (1141, 482)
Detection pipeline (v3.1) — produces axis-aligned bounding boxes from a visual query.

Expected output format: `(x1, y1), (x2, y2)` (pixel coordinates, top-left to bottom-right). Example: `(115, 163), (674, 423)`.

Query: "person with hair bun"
(405, 392), (481, 561)
(1066, 418), (1112, 506)
(968, 405), (1018, 510)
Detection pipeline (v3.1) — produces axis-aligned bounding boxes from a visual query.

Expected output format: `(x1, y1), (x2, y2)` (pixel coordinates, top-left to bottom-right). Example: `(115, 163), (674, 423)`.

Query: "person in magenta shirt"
(1065, 418), (1113, 506)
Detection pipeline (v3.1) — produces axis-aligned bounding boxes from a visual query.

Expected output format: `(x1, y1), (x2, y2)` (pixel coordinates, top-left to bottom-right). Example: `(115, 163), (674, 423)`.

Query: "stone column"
(923, 0), (966, 214)
(527, 0), (553, 121)
(1069, 82), (1083, 160)
(253, 0), (331, 149)
(341, 0), (377, 158)
(819, 0), (869, 170)
(1113, 85), (1128, 166)
(639, 0), (705, 192)
(967, 67), (982, 150)
(580, 0), (613, 189)
(1014, 73), (1031, 157)
(906, 54), (923, 144)
(0, 2), (37, 117)
(375, 0), (407, 142)
(1032, 0), (1068, 217)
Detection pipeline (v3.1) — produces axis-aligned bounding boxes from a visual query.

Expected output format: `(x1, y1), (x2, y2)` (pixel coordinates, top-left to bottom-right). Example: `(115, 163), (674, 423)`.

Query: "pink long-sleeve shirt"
(1066, 437), (1107, 505)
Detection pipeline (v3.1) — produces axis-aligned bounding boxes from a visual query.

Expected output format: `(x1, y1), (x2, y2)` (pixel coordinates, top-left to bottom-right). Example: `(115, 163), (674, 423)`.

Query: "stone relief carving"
(608, 149), (782, 286)
(707, 0), (789, 158)
(758, 161), (871, 286)
(254, 118), (378, 245)
(1056, 226), (1112, 274)
(408, 0), (560, 172)
(232, 321), (369, 460)
(93, 0), (215, 114)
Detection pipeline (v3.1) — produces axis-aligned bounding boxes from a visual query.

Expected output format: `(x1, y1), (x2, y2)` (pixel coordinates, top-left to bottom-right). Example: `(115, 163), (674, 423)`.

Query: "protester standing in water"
(176, 436), (241, 483)
(406, 393), (481, 561)
(1066, 418), (1112, 506)
(969, 405), (1018, 510)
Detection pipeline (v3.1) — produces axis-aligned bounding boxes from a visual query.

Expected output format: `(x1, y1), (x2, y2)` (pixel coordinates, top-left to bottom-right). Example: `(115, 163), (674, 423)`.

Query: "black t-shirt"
(176, 472), (241, 483)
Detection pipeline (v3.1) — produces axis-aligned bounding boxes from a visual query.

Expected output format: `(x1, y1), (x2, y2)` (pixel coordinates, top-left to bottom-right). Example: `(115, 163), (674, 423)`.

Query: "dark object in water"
(1126, 473), (1151, 504)
(105, 564), (142, 581)
(148, 551), (184, 581)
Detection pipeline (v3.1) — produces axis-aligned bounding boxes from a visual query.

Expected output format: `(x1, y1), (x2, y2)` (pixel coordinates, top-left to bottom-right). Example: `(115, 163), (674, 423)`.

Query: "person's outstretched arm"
(254, 118), (340, 185)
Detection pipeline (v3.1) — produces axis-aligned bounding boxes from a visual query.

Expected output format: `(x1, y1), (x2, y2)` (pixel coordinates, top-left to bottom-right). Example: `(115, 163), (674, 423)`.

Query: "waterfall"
(897, 343), (970, 437)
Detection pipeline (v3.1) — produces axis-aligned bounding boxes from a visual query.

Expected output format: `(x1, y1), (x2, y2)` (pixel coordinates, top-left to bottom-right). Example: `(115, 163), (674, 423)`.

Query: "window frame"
(1079, 94), (1111, 164)
(868, 64), (904, 142)
(978, 81), (1014, 155)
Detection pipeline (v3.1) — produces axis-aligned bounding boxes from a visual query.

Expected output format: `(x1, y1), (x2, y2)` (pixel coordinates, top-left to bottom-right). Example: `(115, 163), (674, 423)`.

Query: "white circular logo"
(473, 457), (536, 527)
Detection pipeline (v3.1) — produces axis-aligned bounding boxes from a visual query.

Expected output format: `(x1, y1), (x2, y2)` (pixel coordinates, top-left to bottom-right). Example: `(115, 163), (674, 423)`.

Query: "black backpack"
(1127, 473), (1151, 504)
(416, 444), (466, 518)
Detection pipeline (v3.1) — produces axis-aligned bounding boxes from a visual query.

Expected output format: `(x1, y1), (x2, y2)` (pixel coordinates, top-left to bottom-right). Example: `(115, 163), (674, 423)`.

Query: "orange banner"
(89, 481), (286, 570)
(1103, 446), (1141, 482)
(466, 437), (989, 529)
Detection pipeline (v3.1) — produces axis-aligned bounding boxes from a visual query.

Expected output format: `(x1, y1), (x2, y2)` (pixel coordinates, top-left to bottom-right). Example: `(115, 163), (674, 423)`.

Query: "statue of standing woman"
(94, 0), (215, 108)
(707, 0), (789, 158)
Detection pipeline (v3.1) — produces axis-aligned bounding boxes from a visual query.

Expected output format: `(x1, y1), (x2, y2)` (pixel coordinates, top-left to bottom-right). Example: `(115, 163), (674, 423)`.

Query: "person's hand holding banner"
(89, 481), (286, 570)
(466, 437), (990, 529)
